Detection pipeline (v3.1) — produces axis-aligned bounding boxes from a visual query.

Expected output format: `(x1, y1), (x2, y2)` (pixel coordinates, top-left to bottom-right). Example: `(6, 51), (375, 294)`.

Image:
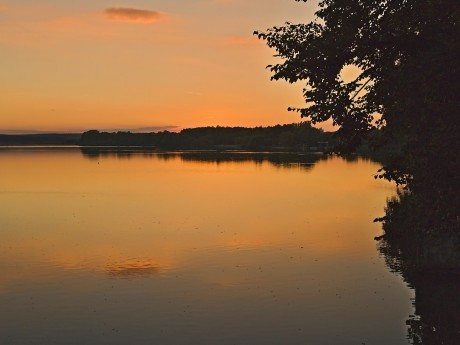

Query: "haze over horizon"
(0, 0), (342, 134)
(0, 126), (180, 135)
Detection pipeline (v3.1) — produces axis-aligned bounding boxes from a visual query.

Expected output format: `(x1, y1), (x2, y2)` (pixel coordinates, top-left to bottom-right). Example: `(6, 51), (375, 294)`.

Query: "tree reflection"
(377, 195), (460, 344)
(80, 148), (325, 170)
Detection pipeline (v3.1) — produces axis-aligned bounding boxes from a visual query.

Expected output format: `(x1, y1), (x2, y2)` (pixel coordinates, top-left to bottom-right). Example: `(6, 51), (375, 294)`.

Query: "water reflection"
(0, 149), (414, 344)
(374, 170), (460, 345)
(79, 147), (324, 170)
(106, 258), (164, 278)
(378, 238), (460, 344)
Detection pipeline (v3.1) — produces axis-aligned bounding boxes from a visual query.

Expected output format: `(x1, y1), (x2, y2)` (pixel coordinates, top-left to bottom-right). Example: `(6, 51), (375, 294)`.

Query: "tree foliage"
(255, 0), (458, 137)
(256, 4), (459, 341)
(255, 0), (459, 233)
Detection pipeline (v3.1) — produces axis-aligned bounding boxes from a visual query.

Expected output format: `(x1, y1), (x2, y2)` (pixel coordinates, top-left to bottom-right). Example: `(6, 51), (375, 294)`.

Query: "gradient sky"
(0, 0), (323, 133)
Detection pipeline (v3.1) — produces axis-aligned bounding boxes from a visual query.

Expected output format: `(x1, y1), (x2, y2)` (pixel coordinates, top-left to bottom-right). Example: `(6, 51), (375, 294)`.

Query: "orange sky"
(0, 0), (338, 133)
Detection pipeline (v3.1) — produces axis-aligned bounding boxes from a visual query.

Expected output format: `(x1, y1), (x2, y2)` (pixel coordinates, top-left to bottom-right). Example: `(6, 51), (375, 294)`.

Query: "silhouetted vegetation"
(79, 122), (334, 152)
(256, 0), (459, 260)
(258, 2), (459, 342)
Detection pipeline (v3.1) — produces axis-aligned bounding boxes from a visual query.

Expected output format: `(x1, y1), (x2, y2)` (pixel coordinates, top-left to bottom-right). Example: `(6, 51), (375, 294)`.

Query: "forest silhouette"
(79, 122), (332, 152)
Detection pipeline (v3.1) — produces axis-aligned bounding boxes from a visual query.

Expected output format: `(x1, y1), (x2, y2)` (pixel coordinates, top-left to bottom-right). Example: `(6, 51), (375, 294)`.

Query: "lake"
(0, 148), (415, 344)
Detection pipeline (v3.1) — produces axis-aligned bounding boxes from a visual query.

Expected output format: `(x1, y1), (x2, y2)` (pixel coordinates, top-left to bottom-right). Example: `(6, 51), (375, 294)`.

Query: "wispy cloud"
(0, 129), (80, 134)
(98, 126), (180, 133)
(104, 8), (163, 24)
(0, 126), (180, 135)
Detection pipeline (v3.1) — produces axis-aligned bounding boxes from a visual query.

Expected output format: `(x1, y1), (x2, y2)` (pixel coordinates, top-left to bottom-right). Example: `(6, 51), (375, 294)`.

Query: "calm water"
(0, 148), (414, 344)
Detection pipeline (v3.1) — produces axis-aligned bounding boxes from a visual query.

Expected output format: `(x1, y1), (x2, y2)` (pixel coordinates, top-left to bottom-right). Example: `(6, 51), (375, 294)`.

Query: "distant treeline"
(80, 123), (334, 151)
(0, 134), (81, 146)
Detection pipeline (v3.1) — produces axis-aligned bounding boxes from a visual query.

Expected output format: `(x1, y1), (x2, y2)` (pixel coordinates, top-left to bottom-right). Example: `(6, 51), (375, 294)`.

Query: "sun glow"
(0, 1), (319, 133)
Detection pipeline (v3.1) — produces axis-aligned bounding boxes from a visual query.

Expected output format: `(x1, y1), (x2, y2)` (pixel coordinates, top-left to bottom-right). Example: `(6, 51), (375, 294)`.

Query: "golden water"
(0, 149), (413, 344)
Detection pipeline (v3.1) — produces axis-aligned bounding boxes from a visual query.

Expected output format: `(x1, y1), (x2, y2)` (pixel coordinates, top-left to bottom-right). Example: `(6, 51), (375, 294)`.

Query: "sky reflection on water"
(0, 149), (413, 345)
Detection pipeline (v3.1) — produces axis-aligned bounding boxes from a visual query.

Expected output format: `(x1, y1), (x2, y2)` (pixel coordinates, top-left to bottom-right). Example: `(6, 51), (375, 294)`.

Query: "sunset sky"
(0, 0), (325, 133)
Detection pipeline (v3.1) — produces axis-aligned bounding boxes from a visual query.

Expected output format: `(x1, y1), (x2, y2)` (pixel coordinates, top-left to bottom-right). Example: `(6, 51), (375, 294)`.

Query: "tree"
(255, 0), (459, 234)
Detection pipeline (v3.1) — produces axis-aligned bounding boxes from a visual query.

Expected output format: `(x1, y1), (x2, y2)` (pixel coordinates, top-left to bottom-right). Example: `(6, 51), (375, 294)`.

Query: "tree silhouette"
(255, 0), (459, 236)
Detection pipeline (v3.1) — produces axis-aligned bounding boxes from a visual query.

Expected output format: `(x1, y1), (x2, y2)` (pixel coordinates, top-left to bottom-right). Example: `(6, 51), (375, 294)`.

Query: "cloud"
(0, 126), (180, 135)
(97, 126), (180, 133)
(104, 8), (162, 24)
(0, 129), (57, 134)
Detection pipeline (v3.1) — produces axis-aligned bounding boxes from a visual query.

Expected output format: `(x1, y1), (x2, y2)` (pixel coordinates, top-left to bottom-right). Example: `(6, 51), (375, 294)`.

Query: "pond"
(0, 148), (415, 344)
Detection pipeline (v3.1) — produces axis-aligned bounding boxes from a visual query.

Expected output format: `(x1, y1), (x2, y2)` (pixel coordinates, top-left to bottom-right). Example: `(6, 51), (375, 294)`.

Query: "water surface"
(0, 149), (414, 344)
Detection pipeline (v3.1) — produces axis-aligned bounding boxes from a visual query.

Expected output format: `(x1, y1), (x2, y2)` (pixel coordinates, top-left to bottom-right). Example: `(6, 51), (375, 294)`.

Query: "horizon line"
(0, 122), (336, 135)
